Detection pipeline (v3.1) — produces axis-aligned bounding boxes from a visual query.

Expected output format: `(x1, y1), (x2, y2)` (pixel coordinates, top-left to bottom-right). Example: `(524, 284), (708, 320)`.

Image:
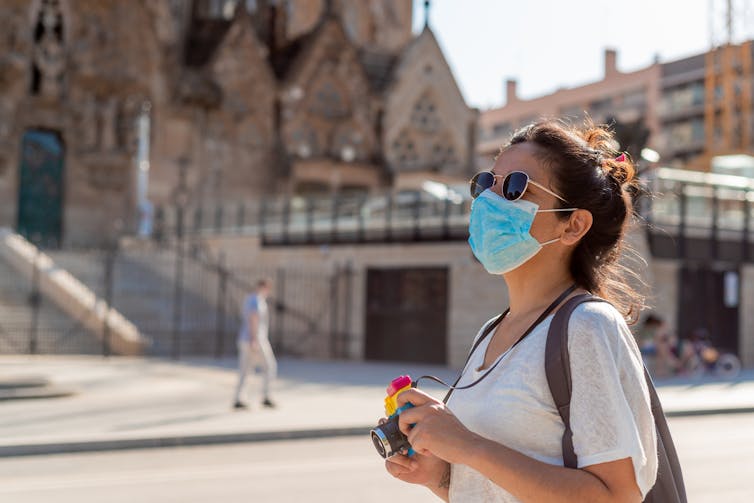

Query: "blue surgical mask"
(468, 189), (575, 274)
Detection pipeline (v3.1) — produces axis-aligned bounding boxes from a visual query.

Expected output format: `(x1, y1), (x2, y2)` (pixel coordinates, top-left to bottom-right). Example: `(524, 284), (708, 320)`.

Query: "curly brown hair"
(505, 119), (645, 322)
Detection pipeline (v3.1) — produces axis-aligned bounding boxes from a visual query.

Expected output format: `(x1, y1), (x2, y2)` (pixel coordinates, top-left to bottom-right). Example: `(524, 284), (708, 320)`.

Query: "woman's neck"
(503, 262), (574, 319)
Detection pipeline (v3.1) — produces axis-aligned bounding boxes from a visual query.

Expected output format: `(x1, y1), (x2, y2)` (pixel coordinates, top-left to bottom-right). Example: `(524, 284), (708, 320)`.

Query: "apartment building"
(479, 43), (754, 170)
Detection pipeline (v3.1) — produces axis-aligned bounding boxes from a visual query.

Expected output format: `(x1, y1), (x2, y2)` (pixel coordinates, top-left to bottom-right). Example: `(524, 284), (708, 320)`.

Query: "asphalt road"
(1, 413), (752, 502)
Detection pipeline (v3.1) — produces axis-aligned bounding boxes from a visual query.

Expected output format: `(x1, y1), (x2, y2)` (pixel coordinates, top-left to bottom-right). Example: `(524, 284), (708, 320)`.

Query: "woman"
(383, 120), (657, 502)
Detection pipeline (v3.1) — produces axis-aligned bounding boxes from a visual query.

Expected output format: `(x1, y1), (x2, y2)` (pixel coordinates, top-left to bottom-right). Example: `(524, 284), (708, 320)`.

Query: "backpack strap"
(545, 293), (609, 469)
(545, 295), (688, 503)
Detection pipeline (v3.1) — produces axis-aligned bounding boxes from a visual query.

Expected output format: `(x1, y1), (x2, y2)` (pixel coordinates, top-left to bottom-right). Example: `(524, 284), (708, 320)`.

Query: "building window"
(691, 118), (705, 142)
(411, 93), (440, 133)
(691, 82), (705, 106)
(197, 0), (238, 19)
(392, 129), (421, 168)
(589, 97), (613, 116)
(309, 80), (349, 120)
(622, 89), (646, 109)
(429, 137), (458, 168)
(491, 121), (511, 138)
(517, 116), (538, 129)
(559, 105), (585, 119)
(290, 122), (319, 158)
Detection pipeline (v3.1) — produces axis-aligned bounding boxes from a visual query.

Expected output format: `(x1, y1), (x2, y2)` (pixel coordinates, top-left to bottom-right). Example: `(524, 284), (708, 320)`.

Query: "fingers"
(395, 388), (438, 408)
(397, 406), (422, 435)
(385, 454), (417, 478)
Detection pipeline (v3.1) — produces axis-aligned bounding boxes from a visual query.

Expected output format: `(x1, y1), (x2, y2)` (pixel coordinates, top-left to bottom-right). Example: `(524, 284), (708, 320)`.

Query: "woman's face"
(490, 142), (569, 245)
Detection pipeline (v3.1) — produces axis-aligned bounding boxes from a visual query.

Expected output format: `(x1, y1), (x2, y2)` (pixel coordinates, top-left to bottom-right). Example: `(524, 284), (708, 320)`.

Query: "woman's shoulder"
(567, 299), (633, 349)
(570, 299), (625, 325)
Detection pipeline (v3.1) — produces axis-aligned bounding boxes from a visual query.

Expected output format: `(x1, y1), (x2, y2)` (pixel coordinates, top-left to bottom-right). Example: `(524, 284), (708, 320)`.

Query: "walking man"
(233, 278), (277, 409)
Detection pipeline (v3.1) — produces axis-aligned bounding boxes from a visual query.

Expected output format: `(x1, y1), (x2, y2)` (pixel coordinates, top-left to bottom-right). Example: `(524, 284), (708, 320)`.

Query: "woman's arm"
(397, 389), (641, 503)
(385, 453), (450, 501)
(465, 434), (640, 502)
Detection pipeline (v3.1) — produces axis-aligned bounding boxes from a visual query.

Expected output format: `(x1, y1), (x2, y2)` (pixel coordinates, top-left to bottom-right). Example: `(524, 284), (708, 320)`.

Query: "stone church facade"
(0, 0), (477, 247)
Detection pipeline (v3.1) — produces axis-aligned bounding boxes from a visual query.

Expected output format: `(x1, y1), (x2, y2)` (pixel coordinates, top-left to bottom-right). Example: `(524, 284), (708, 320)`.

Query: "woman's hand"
(395, 388), (478, 465)
(385, 450), (449, 488)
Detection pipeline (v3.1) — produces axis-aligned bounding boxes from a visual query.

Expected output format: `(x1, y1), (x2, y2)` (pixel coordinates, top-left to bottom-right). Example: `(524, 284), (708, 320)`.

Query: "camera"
(370, 375), (415, 459)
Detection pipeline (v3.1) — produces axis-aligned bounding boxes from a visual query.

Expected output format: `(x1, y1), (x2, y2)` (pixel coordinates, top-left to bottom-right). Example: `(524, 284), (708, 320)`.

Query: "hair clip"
(614, 153), (626, 163)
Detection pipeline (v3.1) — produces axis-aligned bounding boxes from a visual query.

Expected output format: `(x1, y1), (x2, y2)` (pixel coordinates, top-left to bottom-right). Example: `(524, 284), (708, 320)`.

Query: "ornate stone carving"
(32, 0), (66, 99)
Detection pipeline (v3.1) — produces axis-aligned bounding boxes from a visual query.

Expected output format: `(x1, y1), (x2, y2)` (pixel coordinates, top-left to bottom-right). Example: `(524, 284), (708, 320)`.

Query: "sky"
(411, 0), (754, 110)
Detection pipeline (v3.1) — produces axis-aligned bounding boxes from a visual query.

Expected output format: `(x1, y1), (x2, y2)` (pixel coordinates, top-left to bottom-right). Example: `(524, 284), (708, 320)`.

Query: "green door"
(17, 130), (64, 248)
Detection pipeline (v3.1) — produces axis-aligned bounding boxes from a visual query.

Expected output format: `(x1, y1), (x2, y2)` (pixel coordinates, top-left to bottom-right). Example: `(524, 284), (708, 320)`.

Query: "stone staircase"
(0, 255), (103, 355)
(49, 242), (238, 357)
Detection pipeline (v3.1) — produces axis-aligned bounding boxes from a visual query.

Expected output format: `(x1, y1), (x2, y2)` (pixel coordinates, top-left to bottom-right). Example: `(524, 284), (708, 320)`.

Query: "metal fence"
(150, 169), (754, 257)
(644, 167), (754, 262)
(0, 249), (103, 355)
(153, 190), (472, 245)
(0, 241), (354, 359)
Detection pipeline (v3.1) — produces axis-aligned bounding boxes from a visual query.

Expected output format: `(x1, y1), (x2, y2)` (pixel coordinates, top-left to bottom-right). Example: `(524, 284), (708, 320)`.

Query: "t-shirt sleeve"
(567, 303), (658, 498)
(244, 295), (259, 315)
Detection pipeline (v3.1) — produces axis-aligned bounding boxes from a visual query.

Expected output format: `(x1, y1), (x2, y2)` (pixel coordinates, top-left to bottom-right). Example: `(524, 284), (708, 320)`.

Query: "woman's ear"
(560, 209), (592, 246)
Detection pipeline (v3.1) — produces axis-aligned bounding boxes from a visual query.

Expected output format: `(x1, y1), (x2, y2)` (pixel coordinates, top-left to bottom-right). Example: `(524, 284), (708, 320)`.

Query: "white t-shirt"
(446, 302), (657, 502)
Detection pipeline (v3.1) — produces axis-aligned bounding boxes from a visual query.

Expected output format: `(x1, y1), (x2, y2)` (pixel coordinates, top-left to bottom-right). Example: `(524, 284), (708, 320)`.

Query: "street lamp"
(171, 155), (191, 360)
(641, 148), (661, 164)
(136, 101), (153, 237)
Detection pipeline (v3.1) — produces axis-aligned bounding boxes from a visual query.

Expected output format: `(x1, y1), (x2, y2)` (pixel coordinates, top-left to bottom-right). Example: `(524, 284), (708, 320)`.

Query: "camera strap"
(416, 283), (577, 403)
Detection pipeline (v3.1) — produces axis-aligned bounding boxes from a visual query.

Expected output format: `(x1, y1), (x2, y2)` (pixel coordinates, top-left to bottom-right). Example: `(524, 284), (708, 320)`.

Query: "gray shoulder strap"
(545, 294), (607, 469)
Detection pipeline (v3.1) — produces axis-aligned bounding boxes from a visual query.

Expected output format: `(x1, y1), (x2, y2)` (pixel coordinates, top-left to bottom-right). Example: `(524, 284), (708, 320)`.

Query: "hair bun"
(601, 154), (635, 186)
(580, 124), (636, 187)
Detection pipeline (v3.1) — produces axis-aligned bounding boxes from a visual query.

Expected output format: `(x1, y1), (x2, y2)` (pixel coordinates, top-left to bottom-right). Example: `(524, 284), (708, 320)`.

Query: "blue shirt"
(238, 293), (268, 342)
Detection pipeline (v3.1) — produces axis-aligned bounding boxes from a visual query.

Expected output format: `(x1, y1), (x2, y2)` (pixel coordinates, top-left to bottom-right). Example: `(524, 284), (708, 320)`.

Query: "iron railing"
(0, 241), (354, 359)
(153, 169), (754, 260)
(644, 167), (754, 262)
(153, 190), (472, 245)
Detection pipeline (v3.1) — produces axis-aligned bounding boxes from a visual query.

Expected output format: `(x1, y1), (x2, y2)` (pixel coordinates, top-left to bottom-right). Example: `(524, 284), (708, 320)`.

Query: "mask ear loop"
(536, 207), (578, 246)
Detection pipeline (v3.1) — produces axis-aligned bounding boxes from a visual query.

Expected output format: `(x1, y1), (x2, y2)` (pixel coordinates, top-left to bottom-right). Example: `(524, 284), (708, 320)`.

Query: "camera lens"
(370, 415), (410, 458)
(371, 429), (388, 458)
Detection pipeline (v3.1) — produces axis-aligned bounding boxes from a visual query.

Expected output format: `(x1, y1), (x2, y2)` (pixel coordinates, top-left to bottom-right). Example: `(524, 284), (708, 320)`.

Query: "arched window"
(410, 92), (440, 133)
(197, 0), (238, 19)
(308, 74), (350, 120)
(331, 122), (369, 162)
(289, 122), (319, 158)
(391, 128), (421, 169)
(429, 134), (459, 168)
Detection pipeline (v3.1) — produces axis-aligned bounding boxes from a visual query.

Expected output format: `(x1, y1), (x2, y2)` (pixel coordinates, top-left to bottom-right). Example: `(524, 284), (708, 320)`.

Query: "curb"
(665, 406), (754, 417)
(2, 407), (754, 458)
(0, 387), (75, 401)
(0, 426), (373, 458)
(0, 377), (50, 389)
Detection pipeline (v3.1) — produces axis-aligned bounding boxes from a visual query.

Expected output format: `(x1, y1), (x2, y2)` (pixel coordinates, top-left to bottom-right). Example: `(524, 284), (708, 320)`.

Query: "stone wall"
(205, 234), (507, 367)
(203, 225), (753, 369)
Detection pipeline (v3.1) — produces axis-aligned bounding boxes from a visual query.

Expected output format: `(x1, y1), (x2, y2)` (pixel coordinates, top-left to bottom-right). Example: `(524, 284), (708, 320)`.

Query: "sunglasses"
(469, 170), (570, 204)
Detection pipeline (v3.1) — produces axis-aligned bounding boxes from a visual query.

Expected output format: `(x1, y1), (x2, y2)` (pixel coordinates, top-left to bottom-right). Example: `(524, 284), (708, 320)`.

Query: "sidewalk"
(1, 355), (753, 457)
